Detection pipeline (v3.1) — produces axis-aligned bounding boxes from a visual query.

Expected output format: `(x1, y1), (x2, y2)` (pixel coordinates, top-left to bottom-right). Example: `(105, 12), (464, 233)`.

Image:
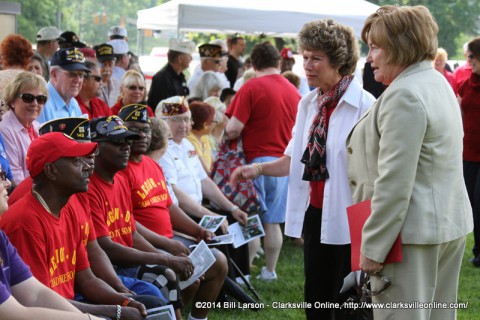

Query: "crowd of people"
(0, 4), (478, 320)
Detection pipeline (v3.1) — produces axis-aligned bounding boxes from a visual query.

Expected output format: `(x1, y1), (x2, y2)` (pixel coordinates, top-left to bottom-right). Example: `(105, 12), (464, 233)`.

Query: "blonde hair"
(435, 48), (448, 61)
(362, 5), (438, 66)
(2, 71), (47, 109)
(120, 69), (146, 100)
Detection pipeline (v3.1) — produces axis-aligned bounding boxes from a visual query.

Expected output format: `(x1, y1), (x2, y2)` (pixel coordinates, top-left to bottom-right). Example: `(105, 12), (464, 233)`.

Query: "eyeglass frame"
(127, 126), (152, 135)
(18, 93), (48, 105)
(86, 74), (102, 82)
(58, 69), (87, 79)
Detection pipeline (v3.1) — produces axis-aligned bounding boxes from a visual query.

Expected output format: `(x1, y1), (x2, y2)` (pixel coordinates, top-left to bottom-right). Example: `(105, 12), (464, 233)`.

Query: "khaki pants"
(371, 236), (466, 320)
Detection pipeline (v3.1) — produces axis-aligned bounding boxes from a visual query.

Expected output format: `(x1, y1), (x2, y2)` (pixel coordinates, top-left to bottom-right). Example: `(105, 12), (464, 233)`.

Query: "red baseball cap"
(26, 132), (98, 178)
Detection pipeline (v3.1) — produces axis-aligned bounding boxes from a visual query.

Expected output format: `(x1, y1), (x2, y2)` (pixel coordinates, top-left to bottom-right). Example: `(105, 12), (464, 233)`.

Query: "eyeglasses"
(87, 75), (102, 82)
(127, 85), (145, 91)
(0, 170), (6, 182)
(59, 70), (86, 79)
(128, 126), (151, 134)
(97, 139), (133, 146)
(18, 93), (48, 105)
(213, 60), (221, 65)
(362, 272), (391, 298)
(168, 116), (191, 124)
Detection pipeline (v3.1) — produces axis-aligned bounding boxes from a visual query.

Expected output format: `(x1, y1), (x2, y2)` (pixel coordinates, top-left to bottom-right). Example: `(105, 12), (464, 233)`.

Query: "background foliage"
(7, 0), (480, 58)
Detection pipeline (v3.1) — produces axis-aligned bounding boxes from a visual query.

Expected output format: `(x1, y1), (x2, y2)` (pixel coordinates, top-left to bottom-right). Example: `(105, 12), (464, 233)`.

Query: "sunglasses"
(0, 170), (6, 182)
(87, 75), (102, 82)
(127, 126), (151, 134)
(18, 93), (48, 105)
(60, 70), (86, 79)
(362, 272), (391, 298)
(97, 138), (133, 146)
(127, 85), (145, 91)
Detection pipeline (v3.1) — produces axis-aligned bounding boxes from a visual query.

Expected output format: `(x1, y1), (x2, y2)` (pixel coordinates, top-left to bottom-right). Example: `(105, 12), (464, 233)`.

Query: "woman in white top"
(230, 19), (375, 319)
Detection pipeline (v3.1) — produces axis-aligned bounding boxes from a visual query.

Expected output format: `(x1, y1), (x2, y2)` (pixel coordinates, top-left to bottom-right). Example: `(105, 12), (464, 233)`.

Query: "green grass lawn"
(186, 234), (480, 319)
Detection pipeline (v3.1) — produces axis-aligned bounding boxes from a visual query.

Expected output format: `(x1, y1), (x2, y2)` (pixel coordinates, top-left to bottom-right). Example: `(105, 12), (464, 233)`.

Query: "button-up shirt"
(0, 109), (39, 183)
(160, 139), (207, 204)
(37, 82), (83, 123)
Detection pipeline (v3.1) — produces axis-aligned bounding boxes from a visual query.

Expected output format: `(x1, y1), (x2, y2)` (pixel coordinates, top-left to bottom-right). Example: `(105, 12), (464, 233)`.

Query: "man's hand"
(359, 254), (383, 275)
(122, 300), (147, 319)
(196, 228), (216, 242)
(167, 255), (195, 280)
(167, 239), (190, 256)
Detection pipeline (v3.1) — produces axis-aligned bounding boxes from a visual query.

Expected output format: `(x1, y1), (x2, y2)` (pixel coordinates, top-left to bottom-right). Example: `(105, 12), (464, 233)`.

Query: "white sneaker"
(256, 267), (277, 281)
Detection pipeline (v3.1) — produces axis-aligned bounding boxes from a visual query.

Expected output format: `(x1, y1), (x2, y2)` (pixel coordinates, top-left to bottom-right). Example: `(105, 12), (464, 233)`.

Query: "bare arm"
(87, 239), (133, 294)
(224, 116), (244, 140)
(135, 221), (190, 256)
(230, 155), (291, 187)
(6, 277), (102, 320)
(201, 177), (248, 224)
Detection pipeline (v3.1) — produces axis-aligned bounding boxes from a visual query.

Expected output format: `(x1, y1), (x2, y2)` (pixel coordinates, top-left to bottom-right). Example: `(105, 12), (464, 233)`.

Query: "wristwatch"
(230, 205), (239, 213)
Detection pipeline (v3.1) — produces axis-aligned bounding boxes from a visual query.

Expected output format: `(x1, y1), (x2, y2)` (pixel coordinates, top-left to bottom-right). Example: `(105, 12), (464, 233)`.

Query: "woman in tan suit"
(347, 5), (472, 320)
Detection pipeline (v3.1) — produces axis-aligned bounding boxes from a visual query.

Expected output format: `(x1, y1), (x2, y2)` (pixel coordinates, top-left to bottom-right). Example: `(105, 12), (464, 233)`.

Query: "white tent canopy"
(137, 0), (379, 38)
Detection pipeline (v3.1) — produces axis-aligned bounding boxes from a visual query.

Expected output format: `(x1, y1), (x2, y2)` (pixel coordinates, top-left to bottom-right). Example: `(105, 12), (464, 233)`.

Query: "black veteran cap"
(90, 116), (140, 141)
(198, 44), (223, 58)
(118, 104), (149, 123)
(50, 48), (90, 72)
(39, 117), (91, 141)
(94, 43), (116, 62)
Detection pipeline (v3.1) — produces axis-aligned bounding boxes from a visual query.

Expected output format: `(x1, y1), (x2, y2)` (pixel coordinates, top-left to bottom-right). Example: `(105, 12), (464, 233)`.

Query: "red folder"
(347, 199), (402, 271)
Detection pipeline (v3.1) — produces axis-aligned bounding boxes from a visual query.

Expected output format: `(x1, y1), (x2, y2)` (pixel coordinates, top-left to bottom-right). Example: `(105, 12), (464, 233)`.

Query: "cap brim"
(60, 63), (91, 72)
(64, 142), (98, 157)
(97, 55), (116, 62)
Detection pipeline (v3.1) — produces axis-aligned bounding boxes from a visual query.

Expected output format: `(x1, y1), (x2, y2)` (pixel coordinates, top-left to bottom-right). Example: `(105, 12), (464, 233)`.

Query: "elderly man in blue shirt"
(37, 48), (90, 123)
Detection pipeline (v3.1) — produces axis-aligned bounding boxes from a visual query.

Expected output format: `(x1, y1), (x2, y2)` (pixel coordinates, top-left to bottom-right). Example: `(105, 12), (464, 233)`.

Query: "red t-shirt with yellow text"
(0, 192), (90, 299)
(87, 172), (136, 247)
(7, 177), (96, 245)
(119, 157), (173, 238)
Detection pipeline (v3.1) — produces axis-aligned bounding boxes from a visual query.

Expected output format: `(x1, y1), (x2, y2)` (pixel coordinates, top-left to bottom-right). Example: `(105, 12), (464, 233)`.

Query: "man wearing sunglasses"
(117, 104), (228, 320)
(38, 48), (90, 124)
(88, 116), (194, 320)
(75, 61), (112, 119)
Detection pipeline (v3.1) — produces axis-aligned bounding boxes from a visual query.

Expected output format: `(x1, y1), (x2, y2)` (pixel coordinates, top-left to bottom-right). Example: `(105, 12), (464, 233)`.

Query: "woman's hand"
(230, 165), (260, 188)
(232, 208), (248, 225)
(359, 254), (383, 275)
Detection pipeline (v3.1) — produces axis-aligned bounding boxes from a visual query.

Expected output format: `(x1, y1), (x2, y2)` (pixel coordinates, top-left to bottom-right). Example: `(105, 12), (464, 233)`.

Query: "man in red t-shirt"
(225, 41), (300, 281)
(0, 132), (148, 319)
(88, 115), (197, 319)
(75, 61), (112, 119)
(117, 104), (228, 320)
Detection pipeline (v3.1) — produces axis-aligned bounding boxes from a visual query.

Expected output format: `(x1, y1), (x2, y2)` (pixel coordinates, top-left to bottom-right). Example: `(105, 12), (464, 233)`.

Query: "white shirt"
(160, 139), (207, 204)
(284, 78), (375, 244)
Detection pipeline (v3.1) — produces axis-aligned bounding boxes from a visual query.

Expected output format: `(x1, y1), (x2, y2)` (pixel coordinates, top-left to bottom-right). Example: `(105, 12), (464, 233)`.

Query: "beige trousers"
(371, 236), (466, 320)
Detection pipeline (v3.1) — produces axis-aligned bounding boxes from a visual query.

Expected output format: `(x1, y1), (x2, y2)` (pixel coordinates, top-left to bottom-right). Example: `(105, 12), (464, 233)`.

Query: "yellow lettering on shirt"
(136, 178), (159, 200)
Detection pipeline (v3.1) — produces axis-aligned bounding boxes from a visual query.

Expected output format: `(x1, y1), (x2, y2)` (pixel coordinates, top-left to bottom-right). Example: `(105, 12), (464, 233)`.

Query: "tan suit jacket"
(346, 61), (473, 262)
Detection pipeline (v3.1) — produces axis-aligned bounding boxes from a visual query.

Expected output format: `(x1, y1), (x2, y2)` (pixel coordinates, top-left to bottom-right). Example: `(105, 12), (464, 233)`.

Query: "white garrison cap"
(169, 38), (196, 55)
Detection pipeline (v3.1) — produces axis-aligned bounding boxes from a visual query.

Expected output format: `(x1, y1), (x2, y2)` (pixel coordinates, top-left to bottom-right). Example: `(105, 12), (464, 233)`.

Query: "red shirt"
(226, 74), (300, 163)
(8, 177), (96, 245)
(0, 193), (90, 299)
(119, 157), (174, 238)
(458, 73), (480, 162)
(76, 96), (112, 119)
(309, 104), (336, 209)
(111, 99), (155, 117)
(453, 63), (472, 93)
(88, 172), (136, 247)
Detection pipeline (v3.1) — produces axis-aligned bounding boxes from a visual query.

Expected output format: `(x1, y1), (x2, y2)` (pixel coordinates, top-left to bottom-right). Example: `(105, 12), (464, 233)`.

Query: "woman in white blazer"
(347, 5), (473, 320)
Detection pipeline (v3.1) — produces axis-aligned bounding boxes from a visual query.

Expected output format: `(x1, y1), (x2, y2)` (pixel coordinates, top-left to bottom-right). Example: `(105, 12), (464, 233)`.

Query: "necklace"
(32, 190), (52, 214)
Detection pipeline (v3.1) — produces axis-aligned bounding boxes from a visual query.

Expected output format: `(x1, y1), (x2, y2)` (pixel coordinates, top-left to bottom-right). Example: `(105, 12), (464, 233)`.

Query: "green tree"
(368, 0), (480, 59)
